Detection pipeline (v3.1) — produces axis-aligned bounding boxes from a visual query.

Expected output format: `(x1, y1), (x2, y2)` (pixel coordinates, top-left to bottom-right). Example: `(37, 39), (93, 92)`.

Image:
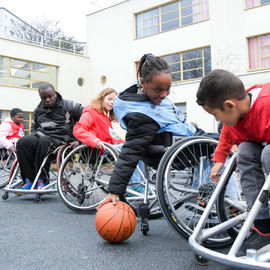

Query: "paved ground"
(0, 190), (237, 270)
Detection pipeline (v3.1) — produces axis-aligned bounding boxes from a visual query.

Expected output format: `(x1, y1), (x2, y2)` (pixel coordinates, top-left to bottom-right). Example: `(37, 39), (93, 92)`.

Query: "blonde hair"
(91, 88), (118, 122)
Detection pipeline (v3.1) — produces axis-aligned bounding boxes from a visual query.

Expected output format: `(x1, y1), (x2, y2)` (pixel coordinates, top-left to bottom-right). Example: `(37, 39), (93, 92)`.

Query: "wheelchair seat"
(142, 132), (172, 169)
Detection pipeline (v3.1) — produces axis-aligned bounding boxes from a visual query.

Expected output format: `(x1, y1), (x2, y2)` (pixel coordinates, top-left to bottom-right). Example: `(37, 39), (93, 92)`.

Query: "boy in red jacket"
(196, 69), (270, 256)
(0, 108), (24, 153)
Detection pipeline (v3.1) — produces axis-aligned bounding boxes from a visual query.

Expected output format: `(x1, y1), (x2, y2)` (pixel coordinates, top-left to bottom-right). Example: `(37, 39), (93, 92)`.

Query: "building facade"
(86, 0), (270, 132)
(0, 8), (90, 134)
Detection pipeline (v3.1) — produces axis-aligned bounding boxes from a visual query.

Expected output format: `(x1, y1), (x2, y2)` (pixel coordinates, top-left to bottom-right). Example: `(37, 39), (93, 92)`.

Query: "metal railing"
(0, 25), (87, 55)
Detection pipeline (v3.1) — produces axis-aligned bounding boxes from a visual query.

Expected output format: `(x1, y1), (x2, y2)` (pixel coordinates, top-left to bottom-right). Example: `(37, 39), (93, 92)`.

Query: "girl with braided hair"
(0, 108), (24, 153)
(98, 54), (197, 208)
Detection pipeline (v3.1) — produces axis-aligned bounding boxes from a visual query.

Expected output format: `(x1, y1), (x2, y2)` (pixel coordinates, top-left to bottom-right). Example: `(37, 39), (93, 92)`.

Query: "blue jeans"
(192, 158), (241, 201)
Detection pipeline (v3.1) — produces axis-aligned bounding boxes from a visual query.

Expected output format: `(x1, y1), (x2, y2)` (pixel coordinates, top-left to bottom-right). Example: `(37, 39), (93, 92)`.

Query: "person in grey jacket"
(16, 83), (83, 191)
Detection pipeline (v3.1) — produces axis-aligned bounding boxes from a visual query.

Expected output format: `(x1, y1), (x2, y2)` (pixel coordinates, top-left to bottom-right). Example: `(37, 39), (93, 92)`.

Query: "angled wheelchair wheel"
(56, 144), (72, 171)
(57, 144), (118, 213)
(0, 149), (16, 188)
(156, 136), (233, 248)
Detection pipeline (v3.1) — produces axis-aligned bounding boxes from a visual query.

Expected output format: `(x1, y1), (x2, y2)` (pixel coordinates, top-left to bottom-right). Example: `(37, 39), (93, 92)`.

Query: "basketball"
(95, 201), (136, 243)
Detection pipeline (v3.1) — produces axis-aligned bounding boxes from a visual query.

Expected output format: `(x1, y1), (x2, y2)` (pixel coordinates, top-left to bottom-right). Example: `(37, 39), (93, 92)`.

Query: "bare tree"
(9, 15), (84, 54)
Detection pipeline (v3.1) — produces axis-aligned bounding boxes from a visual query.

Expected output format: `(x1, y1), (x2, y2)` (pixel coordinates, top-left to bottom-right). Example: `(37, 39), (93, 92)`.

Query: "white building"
(0, 1), (270, 134)
(0, 8), (90, 134)
(86, 0), (270, 132)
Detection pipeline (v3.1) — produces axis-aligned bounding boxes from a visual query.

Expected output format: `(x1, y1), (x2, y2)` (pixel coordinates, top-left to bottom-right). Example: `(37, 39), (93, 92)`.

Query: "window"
(0, 110), (32, 135)
(0, 56), (57, 90)
(248, 33), (270, 70)
(246, 0), (270, 8)
(136, 0), (209, 38)
(161, 47), (211, 82)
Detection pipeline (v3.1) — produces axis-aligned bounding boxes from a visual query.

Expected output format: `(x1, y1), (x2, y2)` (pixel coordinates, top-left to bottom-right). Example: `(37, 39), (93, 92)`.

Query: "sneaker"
(37, 179), (46, 189)
(236, 227), (270, 257)
(16, 178), (32, 195)
(126, 184), (146, 197)
(21, 178), (32, 190)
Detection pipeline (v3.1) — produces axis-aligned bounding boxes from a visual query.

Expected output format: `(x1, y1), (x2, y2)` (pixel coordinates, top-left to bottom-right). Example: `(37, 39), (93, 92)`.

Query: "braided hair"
(10, 108), (23, 117)
(137, 54), (171, 83)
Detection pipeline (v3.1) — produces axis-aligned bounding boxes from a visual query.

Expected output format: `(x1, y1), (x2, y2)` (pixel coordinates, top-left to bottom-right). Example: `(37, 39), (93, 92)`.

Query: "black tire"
(57, 144), (118, 213)
(156, 136), (233, 248)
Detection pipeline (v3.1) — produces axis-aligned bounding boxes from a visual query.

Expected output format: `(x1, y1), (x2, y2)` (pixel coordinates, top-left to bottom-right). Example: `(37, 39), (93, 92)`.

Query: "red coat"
(73, 105), (124, 148)
(213, 83), (270, 163)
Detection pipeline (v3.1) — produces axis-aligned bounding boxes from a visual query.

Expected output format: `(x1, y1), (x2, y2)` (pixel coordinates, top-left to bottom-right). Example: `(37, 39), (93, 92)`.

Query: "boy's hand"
(69, 141), (79, 148)
(96, 141), (106, 151)
(97, 193), (119, 211)
(210, 162), (224, 181)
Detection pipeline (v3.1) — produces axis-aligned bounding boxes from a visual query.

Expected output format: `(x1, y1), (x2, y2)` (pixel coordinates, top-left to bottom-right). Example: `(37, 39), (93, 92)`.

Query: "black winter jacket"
(108, 84), (170, 195)
(31, 93), (83, 142)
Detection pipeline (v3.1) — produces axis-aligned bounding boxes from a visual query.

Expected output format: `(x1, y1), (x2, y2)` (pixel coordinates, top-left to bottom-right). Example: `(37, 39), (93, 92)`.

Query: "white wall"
(87, 0), (270, 132)
(0, 37), (91, 112)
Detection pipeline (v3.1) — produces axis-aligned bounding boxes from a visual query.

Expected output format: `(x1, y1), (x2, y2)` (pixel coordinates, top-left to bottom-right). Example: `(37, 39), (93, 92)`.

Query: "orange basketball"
(95, 201), (136, 243)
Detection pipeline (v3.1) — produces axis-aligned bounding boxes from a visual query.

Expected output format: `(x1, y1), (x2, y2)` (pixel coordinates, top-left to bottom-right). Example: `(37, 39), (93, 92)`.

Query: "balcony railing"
(0, 25), (87, 55)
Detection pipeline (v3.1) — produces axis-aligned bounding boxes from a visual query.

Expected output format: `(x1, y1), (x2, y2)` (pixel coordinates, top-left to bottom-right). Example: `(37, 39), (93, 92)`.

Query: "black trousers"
(16, 135), (62, 184)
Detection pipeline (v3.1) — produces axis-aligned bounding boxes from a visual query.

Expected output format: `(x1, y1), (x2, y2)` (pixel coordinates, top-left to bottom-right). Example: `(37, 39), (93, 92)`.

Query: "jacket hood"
(118, 84), (150, 103)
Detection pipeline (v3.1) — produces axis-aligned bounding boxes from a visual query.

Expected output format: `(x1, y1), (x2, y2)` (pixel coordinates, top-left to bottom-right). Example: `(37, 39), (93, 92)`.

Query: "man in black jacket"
(16, 83), (83, 190)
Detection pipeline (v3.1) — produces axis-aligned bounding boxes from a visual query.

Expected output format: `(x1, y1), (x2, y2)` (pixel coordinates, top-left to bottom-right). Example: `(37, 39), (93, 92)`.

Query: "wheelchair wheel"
(56, 144), (72, 171)
(8, 159), (23, 188)
(217, 159), (245, 239)
(156, 136), (233, 248)
(57, 144), (118, 213)
(0, 150), (16, 188)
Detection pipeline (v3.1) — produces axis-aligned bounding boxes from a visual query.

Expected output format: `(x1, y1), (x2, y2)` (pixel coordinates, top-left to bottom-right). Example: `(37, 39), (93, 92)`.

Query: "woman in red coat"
(73, 88), (124, 150)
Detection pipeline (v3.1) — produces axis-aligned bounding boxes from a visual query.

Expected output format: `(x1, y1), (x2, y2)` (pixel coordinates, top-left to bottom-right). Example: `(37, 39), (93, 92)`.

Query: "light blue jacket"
(114, 94), (196, 136)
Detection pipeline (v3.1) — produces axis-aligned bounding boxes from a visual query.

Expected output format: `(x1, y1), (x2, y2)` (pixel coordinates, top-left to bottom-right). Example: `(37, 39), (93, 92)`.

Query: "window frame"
(161, 46), (211, 83)
(245, 0), (270, 9)
(135, 0), (209, 39)
(0, 55), (57, 90)
(247, 33), (270, 71)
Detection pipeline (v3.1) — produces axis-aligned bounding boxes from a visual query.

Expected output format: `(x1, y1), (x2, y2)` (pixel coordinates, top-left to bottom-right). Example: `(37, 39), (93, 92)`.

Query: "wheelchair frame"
(156, 136), (237, 248)
(189, 153), (270, 269)
(57, 142), (162, 234)
(2, 144), (70, 202)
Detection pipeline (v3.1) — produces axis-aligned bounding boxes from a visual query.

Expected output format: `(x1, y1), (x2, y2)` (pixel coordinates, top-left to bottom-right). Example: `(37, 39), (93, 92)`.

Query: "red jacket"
(73, 105), (124, 148)
(213, 83), (270, 163)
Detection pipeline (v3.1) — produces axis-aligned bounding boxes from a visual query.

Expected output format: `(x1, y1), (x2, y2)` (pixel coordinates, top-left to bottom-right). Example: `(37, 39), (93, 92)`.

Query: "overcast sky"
(0, 0), (125, 41)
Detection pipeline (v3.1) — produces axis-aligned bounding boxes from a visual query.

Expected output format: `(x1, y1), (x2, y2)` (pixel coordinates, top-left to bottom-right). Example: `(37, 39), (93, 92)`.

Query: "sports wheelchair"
(0, 148), (16, 188)
(57, 141), (164, 235)
(2, 144), (71, 202)
(156, 135), (241, 248)
(189, 151), (270, 269)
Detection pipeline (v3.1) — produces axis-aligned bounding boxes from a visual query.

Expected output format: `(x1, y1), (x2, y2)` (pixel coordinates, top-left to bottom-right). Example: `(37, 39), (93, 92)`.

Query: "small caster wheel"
(35, 194), (41, 203)
(194, 254), (209, 266)
(141, 222), (149, 235)
(2, 192), (9, 201)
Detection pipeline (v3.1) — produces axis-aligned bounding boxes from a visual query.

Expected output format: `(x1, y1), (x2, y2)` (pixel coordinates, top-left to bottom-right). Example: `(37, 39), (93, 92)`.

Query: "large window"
(248, 33), (270, 70)
(136, 0), (209, 38)
(0, 56), (57, 90)
(0, 110), (32, 135)
(161, 47), (211, 82)
(246, 0), (270, 8)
